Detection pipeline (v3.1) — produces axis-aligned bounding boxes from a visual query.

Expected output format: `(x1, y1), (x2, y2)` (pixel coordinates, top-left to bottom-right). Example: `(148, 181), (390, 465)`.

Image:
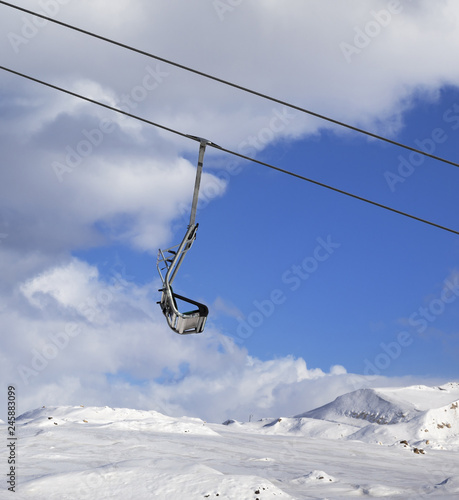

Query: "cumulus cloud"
(0, 255), (444, 423)
(1, 0), (459, 422)
(4, 0), (459, 256)
(4, 1), (459, 147)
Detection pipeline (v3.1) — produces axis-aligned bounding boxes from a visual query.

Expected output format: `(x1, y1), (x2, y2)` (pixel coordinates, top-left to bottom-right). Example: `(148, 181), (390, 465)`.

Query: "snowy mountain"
(2, 383), (459, 499)
(225, 383), (459, 450)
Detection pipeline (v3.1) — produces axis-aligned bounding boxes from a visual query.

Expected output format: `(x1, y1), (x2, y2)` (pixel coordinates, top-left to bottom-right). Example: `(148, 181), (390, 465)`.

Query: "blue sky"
(76, 85), (459, 378)
(1, 0), (459, 422)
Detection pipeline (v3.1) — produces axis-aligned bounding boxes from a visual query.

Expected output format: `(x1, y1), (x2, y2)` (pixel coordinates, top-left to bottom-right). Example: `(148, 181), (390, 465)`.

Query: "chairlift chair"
(156, 137), (214, 334)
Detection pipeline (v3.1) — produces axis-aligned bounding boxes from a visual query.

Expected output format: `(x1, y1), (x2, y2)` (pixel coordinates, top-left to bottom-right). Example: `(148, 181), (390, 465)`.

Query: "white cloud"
(5, 1), (459, 147)
(1, 0), (459, 423)
(20, 259), (99, 310)
(0, 255), (445, 423)
(2, 0), (459, 259)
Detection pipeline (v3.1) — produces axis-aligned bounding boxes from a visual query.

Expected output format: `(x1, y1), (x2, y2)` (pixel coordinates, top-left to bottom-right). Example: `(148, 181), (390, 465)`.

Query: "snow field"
(1, 383), (458, 499)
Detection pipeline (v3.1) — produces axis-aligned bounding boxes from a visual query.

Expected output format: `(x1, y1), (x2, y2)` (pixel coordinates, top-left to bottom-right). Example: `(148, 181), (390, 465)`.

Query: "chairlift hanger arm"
(156, 137), (215, 334)
(165, 224), (198, 286)
(189, 139), (207, 227)
(185, 136), (220, 227)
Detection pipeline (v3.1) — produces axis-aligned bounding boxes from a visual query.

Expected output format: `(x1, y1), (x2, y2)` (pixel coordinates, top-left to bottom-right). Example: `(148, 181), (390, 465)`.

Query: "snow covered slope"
(224, 383), (459, 451)
(17, 405), (219, 436)
(1, 383), (459, 499)
(298, 383), (459, 424)
(297, 387), (417, 425)
(296, 383), (459, 450)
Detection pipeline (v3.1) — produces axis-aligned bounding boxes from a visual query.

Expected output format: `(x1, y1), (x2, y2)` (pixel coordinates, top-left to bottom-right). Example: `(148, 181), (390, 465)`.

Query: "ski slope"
(1, 383), (458, 499)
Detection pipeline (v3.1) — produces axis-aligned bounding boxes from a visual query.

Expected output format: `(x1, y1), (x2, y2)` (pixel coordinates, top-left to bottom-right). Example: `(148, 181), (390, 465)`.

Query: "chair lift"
(156, 137), (214, 334)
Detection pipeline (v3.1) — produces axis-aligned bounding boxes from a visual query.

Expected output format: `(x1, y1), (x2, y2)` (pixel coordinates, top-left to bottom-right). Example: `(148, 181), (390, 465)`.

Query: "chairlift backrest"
(158, 287), (208, 334)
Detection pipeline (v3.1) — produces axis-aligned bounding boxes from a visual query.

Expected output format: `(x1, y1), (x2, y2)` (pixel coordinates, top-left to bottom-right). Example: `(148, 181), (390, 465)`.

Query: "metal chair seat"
(158, 288), (208, 334)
